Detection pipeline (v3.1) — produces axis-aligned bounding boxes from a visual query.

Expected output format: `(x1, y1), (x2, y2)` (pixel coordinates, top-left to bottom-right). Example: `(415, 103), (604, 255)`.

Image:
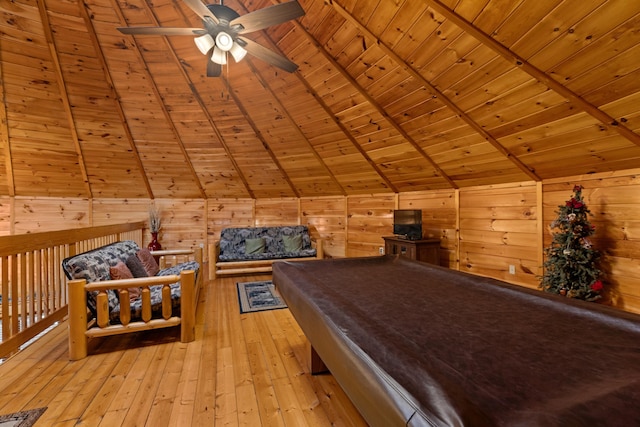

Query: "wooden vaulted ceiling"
(1, 0), (639, 199)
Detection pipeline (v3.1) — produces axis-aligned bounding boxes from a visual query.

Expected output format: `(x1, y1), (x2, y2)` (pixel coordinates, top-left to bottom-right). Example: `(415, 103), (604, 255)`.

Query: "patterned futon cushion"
(62, 241), (140, 313)
(218, 225), (317, 262)
(62, 241), (200, 323)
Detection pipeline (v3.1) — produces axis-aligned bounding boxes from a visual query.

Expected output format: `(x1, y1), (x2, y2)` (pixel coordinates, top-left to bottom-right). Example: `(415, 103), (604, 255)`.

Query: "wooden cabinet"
(383, 236), (440, 265)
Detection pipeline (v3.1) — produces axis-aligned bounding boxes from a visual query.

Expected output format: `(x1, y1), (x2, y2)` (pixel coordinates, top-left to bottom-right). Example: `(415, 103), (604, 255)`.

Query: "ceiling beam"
(290, 10), (458, 189)
(233, 2), (347, 196)
(39, 0), (92, 198)
(257, 2), (399, 192)
(220, 72), (301, 198)
(327, 0), (541, 183)
(293, 71), (399, 193)
(425, 0), (640, 148)
(81, 0), (155, 199)
(114, 0), (207, 199)
(0, 51), (15, 197)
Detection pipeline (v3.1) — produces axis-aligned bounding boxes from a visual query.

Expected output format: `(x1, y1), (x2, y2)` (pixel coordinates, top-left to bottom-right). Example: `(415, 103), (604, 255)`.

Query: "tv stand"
(383, 236), (440, 265)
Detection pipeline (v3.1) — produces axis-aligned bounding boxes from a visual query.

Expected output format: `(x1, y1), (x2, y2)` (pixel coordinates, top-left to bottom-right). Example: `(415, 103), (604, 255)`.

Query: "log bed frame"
(273, 255), (640, 427)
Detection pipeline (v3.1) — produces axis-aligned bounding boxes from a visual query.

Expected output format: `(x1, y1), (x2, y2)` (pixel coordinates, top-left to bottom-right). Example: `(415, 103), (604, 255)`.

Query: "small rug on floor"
(0, 408), (46, 427)
(237, 280), (287, 313)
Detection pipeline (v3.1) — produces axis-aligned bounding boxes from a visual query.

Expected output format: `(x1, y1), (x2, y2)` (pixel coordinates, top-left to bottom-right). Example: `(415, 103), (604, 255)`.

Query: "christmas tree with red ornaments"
(540, 185), (604, 301)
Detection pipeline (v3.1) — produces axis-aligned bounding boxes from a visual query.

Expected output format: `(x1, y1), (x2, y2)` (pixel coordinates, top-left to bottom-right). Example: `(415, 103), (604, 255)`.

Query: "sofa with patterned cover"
(62, 240), (203, 360)
(212, 225), (323, 278)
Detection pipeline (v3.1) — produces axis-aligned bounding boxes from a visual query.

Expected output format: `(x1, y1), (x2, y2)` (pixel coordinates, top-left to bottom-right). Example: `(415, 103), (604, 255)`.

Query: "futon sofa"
(62, 240), (203, 360)
(212, 225), (323, 278)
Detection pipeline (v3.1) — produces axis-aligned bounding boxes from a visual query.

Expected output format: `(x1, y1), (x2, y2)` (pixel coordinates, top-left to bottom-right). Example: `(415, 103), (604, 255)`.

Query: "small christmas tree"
(540, 185), (603, 301)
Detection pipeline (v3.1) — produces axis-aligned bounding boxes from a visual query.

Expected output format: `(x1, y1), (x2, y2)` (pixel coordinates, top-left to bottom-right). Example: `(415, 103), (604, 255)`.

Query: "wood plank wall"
(459, 183), (540, 288)
(1, 168), (639, 314)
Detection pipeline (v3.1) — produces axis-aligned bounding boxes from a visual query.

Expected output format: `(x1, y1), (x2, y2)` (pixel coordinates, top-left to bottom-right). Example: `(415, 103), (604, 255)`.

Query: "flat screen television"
(393, 209), (422, 240)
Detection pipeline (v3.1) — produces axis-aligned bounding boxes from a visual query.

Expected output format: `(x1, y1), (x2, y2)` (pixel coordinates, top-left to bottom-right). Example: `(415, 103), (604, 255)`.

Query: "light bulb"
(216, 32), (233, 51)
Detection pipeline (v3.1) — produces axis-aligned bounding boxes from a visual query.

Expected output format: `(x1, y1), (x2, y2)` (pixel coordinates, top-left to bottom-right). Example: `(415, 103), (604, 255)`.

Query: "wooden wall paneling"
(92, 199), (149, 227)
(398, 189), (457, 268)
(12, 197), (91, 234)
(0, 198), (11, 236)
(346, 194), (395, 257)
(300, 196), (347, 258)
(543, 170), (640, 314)
(207, 198), (255, 240)
(459, 182), (539, 288)
(254, 199), (300, 226)
(153, 199), (206, 251)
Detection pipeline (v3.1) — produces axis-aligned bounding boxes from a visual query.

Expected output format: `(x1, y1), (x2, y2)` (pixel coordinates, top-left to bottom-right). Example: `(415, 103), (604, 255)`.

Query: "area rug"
(0, 407), (46, 427)
(237, 280), (288, 313)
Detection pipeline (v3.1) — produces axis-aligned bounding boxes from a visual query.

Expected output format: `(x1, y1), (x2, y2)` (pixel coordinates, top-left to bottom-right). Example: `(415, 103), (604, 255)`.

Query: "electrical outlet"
(509, 265), (516, 275)
(379, 246), (385, 255)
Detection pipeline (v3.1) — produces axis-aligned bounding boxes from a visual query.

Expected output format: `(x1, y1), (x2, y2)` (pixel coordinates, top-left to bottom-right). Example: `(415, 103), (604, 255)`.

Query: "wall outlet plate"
(379, 247), (384, 255)
(509, 265), (516, 275)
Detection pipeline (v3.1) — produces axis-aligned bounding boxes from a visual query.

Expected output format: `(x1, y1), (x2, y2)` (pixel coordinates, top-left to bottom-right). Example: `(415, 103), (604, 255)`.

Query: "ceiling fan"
(117, 0), (305, 77)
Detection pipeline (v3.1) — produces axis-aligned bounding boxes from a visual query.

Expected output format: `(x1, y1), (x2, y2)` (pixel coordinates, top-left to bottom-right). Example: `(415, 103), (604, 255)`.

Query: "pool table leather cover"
(272, 256), (640, 427)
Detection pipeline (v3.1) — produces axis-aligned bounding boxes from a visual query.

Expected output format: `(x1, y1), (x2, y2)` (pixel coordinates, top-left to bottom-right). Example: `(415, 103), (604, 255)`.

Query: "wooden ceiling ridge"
(219, 73), (300, 198)
(39, 0), (92, 198)
(164, 0), (255, 198)
(425, 0), (640, 149)
(266, 0), (398, 193)
(116, 0), (207, 199)
(293, 73), (399, 193)
(0, 52), (15, 197)
(82, 0), (155, 199)
(327, 0), (540, 183)
(234, 1), (347, 196)
(291, 4), (458, 189)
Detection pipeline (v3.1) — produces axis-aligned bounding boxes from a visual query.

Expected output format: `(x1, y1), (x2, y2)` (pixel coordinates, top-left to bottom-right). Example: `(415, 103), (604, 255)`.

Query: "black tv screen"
(393, 209), (422, 240)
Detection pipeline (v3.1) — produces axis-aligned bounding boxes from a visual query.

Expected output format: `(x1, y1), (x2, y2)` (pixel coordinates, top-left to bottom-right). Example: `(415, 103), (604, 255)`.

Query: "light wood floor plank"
(0, 274), (367, 426)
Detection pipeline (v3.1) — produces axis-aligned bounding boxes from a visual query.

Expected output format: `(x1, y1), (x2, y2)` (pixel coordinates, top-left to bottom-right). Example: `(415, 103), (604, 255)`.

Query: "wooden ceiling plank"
(141, 0), (258, 199)
(256, 2), (398, 192)
(425, 0), (640, 149)
(113, 0), (207, 199)
(328, 0), (539, 183)
(80, 0), (155, 199)
(38, 0), (92, 198)
(218, 74), (299, 198)
(295, 8), (457, 190)
(0, 53), (16, 197)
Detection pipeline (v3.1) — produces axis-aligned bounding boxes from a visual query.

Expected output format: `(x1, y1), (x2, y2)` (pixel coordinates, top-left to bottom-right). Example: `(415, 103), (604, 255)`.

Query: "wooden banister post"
(316, 239), (324, 259)
(180, 270), (196, 343)
(194, 246), (204, 290)
(209, 243), (218, 280)
(68, 279), (88, 360)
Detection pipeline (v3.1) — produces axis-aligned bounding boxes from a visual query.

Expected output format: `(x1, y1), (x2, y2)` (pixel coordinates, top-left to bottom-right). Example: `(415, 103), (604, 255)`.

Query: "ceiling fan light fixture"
(229, 42), (247, 62)
(215, 32), (233, 51)
(194, 34), (215, 55)
(211, 46), (228, 65)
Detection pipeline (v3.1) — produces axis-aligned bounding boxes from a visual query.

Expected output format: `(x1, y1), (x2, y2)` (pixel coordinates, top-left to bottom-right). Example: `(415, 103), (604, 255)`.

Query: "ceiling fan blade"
(117, 27), (207, 36)
(232, 0), (305, 34)
(182, 0), (219, 24)
(237, 37), (298, 73)
(207, 60), (222, 77)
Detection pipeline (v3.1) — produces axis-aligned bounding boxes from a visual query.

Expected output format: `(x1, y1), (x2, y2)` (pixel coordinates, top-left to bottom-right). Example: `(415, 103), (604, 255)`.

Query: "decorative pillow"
(126, 254), (148, 278)
(245, 237), (265, 255)
(109, 261), (133, 280)
(282, 234), (303, 252)
(109, 262), (140, 302)
(136, 248), (160, 276)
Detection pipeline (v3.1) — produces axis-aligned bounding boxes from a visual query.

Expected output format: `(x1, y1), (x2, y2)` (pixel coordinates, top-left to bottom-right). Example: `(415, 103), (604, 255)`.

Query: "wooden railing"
(0, 222), (145, 360)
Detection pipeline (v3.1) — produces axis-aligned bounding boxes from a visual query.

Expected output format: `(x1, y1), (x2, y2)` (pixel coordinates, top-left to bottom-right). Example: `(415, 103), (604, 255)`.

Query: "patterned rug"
(236, 280), (288, 313)
(0, 408), (46, 427)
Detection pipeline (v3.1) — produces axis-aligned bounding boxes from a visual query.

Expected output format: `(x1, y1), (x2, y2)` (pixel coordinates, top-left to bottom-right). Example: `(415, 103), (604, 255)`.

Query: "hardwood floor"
(0, 275), (368, 426)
